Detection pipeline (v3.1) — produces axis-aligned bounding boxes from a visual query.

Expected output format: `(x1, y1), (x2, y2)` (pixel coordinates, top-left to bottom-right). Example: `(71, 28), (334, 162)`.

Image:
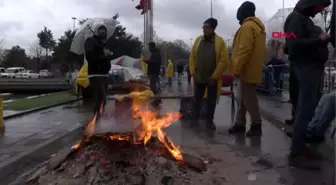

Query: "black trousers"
(193, 81), (217, 121)
(149, 74), (158, 94)
(89, 76), (108, 115)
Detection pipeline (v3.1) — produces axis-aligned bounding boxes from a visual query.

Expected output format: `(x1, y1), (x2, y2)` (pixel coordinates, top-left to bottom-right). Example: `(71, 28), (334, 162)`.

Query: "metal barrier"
(259, 61), (336, 95)
(257, 64), (288, 94)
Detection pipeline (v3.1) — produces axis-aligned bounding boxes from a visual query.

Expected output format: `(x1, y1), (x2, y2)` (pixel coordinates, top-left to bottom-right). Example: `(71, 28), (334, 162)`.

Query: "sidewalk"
(257, 90), (335, 160)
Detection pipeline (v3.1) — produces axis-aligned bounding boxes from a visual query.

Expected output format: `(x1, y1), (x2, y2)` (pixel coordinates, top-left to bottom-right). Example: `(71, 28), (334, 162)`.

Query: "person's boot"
(206, 120), (216, 130)
(228, 122), (246, 134)
(288, 154), (320, 170)
(246, 123), (262, 137)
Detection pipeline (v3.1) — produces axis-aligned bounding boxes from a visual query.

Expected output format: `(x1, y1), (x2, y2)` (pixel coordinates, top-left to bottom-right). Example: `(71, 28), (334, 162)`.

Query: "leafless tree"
(29, 40), (45, 58)
(29, 40), (45, 71)
(0, 38), (5, 64)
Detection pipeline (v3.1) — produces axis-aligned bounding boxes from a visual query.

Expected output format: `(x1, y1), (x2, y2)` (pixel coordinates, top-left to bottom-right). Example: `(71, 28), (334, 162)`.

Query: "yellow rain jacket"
(74, 63), (90, 95)
(165, 59), (173, 77)
(231, 17), (266, 84)
(140, 55), (147, 73)
(189, 34), (229, 103)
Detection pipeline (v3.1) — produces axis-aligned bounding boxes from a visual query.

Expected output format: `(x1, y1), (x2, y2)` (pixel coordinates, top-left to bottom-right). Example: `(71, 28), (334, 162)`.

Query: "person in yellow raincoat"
(165, 59), (173, 86)
(189, 17), (229, 130)
(228, 1), (266, 137)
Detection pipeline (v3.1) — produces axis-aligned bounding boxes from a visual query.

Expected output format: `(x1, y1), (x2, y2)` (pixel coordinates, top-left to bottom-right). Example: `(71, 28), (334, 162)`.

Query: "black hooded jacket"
(84, 35), (112, 75)
(284, 0), (331, 68)
(146, 47), (162, 75)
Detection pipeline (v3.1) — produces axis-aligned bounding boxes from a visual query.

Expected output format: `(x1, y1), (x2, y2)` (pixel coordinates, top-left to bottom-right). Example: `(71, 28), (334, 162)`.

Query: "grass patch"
(5, 92), (76, 110)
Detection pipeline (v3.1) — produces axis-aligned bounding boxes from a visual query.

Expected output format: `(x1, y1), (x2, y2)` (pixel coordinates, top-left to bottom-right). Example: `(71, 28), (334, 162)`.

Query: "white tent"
(110, 55), (141, 69)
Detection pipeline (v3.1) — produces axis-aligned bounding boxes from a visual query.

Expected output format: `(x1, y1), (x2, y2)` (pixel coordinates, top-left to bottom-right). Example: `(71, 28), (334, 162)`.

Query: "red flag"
(135, 0), (150, 14)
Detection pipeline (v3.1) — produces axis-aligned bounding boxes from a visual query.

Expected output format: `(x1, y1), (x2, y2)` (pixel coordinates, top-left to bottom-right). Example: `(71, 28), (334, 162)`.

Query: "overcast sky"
(0, 0), (298, 53)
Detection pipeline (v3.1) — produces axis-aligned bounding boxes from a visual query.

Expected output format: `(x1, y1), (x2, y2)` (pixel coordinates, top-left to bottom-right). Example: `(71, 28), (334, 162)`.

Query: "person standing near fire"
(189, 17), (229, 130)
(84, 22), (112, 118)
(165, 59), (174, 86)
(145, 42), (162, 94)
(228, 1), (266, 136)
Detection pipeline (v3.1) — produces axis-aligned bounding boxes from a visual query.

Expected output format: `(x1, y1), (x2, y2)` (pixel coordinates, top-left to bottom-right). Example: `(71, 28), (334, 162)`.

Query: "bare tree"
(29, 40), (45, 71)
(0, 38), (5, 64)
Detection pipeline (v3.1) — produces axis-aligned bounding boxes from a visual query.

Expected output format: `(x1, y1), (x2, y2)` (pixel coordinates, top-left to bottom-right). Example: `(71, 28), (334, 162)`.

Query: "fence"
(258, 61), (336, 94)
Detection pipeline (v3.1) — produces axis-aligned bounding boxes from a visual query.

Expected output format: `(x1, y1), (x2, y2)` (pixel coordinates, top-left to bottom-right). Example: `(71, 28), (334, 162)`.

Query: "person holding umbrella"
(84, 22), (113, 118)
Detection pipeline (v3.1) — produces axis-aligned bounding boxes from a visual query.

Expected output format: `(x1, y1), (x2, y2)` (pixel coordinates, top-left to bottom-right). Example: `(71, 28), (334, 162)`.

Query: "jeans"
(193, 81), (217, 121)
(290, 64), (323, 156)
(308, 91), (336, 137)
(89, 76), (108, 115)
(289, 66), (299, 120)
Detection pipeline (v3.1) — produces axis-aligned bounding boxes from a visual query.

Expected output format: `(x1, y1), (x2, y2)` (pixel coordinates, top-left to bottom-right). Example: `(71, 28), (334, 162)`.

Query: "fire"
(75, 90), (183, 161)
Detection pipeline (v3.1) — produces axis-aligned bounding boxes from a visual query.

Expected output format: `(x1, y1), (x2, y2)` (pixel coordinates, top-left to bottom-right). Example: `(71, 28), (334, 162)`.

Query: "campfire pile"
(23, 90), (207, 185)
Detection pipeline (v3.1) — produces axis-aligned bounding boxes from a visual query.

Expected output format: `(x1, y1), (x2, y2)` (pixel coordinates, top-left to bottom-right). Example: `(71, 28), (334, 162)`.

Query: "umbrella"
(70, 17), (119, 55)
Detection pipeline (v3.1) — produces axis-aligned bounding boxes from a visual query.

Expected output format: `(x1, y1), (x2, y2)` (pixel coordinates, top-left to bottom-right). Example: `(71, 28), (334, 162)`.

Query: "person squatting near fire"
(84, 22), (112, 118)
(284, 0), (331, 169)
(145, 42), (162, 94)
(228, 1), (266, 137)
(189, 17), (229, 130)
(165, 59), (174, 86)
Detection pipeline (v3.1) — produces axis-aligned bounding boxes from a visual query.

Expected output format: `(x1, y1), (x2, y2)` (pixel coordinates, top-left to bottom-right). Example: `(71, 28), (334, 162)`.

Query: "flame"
(72, 139), (82, 150)
(75, 90), (183, 161)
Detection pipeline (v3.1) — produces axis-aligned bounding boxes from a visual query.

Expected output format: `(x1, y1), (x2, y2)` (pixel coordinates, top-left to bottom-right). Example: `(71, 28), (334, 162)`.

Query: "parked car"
(22, 70), (40, 78)
(1, 67), (25, 78)
(39, 70), (54, 78)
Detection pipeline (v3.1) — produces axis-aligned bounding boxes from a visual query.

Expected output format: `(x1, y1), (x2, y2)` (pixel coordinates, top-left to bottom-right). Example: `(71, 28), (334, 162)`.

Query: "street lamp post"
(71, 17), (77, 30)
(210, 0), (213, 18)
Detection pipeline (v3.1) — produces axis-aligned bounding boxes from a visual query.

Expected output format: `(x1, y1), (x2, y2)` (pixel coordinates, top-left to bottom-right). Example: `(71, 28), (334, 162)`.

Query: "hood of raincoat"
(294, 0), (331, 16)
(92, 22), (107, 36)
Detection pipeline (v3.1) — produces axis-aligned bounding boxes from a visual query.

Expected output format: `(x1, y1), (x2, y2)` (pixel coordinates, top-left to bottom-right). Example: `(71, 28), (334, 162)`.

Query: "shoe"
(285, 119), (294, 126)
(228, 123), (246, 134)
(305, 132), (325, 144)
(288, 155), (320, 170)
(206, 120), (216, 130)
(246, 124), (262, 137)
(286, 131), (325, 144)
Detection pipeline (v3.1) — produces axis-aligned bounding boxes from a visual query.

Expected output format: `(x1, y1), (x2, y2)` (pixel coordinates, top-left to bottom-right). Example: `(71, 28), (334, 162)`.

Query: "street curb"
(4, 98), (82, 120)
(0, 122), (86, 183)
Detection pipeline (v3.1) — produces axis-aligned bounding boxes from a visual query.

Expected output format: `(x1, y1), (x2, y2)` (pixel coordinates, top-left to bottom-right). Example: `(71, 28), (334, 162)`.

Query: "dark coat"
(84, 36), (112, 75)
(284, 0), (331, 68)
(146, 48), (162, 76)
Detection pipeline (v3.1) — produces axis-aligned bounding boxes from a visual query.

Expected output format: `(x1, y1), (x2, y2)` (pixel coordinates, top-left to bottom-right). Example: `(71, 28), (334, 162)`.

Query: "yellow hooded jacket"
(140, 55), (147, 73)
(165, 59), (173, 77)
(189, 34), (229, 103)
(231, 17), (266, 84)
(74, 63), (90, 95)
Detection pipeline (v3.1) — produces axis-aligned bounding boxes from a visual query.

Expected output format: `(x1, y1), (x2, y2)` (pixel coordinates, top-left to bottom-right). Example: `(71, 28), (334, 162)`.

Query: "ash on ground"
(22, 136), (216, 185)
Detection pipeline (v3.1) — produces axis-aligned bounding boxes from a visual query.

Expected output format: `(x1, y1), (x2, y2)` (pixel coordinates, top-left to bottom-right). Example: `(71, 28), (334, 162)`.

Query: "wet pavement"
(1, 78), (335, 184)
(0, 102), (93, 165)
